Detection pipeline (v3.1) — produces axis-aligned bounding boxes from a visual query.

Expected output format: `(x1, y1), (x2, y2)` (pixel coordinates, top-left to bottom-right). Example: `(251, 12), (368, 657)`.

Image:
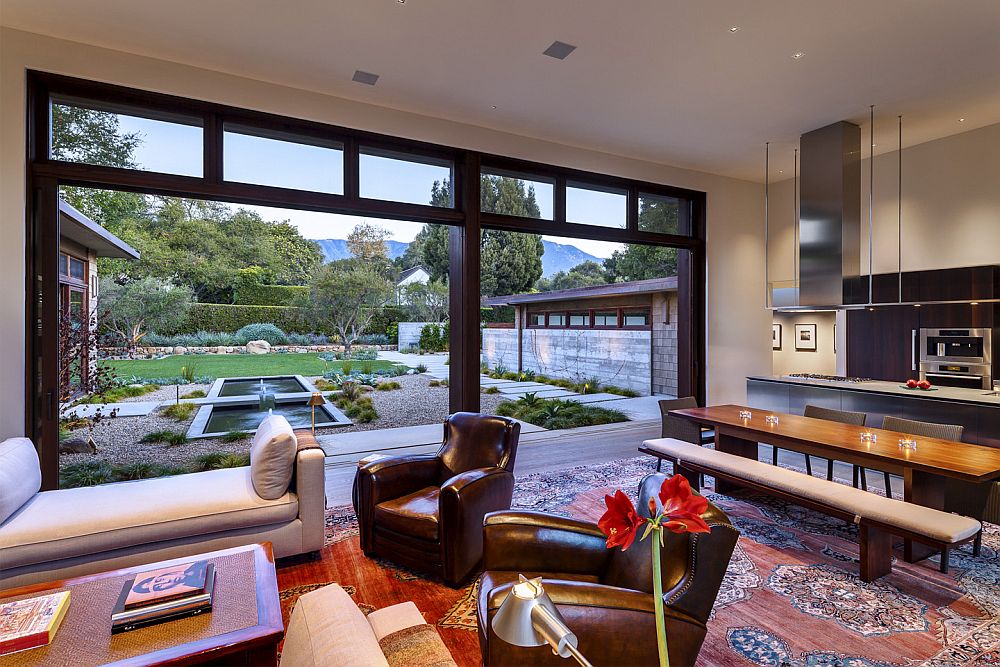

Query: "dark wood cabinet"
(846, 306), (920, 381)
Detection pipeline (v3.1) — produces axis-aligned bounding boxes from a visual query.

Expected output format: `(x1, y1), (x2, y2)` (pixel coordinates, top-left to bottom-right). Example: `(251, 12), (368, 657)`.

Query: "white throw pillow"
(249, 414), (298, 500)
(0, 438), (42, 525)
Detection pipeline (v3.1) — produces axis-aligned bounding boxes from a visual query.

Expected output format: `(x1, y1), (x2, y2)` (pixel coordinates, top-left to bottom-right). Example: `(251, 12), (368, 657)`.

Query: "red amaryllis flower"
(657, 474), (711, 534)
(598, 489), (645, 551)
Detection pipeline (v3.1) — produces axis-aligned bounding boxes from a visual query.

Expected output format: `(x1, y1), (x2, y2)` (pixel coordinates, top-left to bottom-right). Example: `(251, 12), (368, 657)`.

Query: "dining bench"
(639, 438), (982, 581)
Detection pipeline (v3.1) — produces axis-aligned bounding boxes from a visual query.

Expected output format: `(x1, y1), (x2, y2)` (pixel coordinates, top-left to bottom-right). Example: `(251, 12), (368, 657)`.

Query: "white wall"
(0, 29), (769, 437)
(771, 311), (837, 377)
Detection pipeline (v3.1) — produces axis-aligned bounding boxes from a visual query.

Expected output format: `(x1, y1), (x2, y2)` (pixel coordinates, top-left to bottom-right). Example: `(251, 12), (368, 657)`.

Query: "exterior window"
(529, 313), (546, 327)
(480, 168), (554, 220)
(360, 147), (454, 207)
(569, 312), (590, 327)
(624, 310), (650, 327)
(638, 194), (687, 235)
(548, 313), (567, 327)
(51, 99), (203, 177)
(566, 182), (627, 229)
(594, 310), (619, 327)
(59, 253), (69, 277)
(224, 124), (344, 194)
(69, 257), (86, 281)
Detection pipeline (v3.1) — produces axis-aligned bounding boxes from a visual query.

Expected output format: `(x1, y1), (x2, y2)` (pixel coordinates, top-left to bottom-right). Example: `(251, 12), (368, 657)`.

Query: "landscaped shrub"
(235, 323), (289, 345)
(340, 361), (353, 375)
(60, 461), (115, 488)
(72, 383), (159, 405)
(359, 361), (374, 375)
(234, 284), (309, 307)
(174, 303), (320, 336)
(180, 389), (207, 399)
(428, 379), (449, 387)
(483, 386), (500, 394)
(222, 431), (251, 443)
(481, 306), (515, 325)
(286, 333), (330, 346)
(180, 364), (197, 384)
(140, 430), (188, 446)
(116, 375), (214, 386)
(356, 333), (389, 346)
(162, 403), (197, 421)
(376, 381), (401, 391)
(605, 385), (640, 398)
(419, 322), (449, 352)
(367, 306), (406, 344)
(415, 364), (428, 373)
(194, 452), (250, 471)
(495, 398), (628, 430)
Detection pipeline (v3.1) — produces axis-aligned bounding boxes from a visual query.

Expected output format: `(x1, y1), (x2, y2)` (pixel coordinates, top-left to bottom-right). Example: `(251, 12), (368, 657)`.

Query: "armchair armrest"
(481, 511), (611, 577)
(358, 454), (441, 506)
(291, 430), (326, 553)
(438, 467), (515, 585)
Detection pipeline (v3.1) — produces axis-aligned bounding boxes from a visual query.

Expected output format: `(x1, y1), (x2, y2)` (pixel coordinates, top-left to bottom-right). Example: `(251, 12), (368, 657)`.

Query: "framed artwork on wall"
(795, 323), (818, 351)
(772, 324), (782, 350)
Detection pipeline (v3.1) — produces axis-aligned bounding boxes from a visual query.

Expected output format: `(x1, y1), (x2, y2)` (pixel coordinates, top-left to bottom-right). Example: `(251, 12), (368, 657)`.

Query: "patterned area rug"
(275, 457), (1000, 666)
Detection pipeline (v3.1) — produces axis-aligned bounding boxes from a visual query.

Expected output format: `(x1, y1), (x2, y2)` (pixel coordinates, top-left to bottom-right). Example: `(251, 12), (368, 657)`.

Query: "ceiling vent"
(543, 41), (577, 60)
(352, 70), (380, 86)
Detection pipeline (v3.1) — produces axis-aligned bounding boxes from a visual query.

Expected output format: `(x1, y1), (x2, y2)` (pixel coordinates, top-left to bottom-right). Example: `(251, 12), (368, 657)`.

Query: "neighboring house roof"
(59, 200), (140, 260)
(397, 265), (429, 285)
(483, 276), (678, 306)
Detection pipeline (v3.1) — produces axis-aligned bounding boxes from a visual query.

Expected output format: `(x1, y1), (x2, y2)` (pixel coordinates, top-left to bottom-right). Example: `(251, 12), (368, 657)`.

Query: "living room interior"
(1, 2), (1000, 666)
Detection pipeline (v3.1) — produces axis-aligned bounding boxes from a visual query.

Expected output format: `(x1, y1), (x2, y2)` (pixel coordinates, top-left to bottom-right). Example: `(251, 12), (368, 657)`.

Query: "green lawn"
(105, 353), (396, 381)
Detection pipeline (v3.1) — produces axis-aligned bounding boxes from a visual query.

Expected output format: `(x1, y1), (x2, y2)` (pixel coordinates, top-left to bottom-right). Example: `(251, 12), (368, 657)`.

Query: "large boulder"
(247, 340), (272, 355)
(173, 346), (188, 355)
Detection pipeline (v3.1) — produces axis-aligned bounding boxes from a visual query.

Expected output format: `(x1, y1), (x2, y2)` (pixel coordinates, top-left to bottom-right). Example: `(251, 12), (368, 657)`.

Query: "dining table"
(669, 404), (1000, 563)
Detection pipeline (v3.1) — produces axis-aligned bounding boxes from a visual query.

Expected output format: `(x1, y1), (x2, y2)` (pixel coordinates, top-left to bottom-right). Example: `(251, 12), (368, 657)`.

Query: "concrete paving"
(586, 395), (664, 421)
(562, 392), (629, 404)
(316, 419), (546, 457)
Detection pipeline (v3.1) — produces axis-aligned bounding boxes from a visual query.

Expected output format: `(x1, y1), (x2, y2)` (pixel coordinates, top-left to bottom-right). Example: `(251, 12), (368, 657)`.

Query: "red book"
(0, 591), (71, 655)
(124, 560), (209, 610)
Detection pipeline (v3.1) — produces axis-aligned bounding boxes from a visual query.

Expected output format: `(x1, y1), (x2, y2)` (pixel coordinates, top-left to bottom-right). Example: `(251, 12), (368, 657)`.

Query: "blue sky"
(118, 114), (623, 258)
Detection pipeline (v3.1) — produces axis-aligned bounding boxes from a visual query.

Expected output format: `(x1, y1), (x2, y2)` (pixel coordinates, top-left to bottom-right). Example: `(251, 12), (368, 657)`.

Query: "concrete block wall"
(481, 328), (518, 371)
(652, 293), (679, 396)
(520, 329), (652, 394)
(398, 321), (442, 350)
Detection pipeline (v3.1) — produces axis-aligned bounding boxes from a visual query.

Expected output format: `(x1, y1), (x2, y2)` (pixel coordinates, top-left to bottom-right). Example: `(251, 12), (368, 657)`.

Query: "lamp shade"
(307, 392), (325, 407)
(491, 575), (580, 660)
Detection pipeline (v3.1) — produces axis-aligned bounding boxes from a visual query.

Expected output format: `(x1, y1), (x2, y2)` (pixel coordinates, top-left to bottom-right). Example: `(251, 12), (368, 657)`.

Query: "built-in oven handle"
(925, 371), (984, 379)
(911, 329), (917, 371)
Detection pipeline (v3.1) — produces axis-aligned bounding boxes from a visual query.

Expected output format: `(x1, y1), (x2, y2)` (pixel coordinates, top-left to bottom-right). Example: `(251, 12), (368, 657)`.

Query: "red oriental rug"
(276, 457), (1000, 666)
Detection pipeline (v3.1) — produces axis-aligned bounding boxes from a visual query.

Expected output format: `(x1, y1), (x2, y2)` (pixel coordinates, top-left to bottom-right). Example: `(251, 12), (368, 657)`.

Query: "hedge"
(234, 284), (309, 307)
(170, 303), (328, 335)
(481, 306), (515, 324)
(367, 306), (407, 343)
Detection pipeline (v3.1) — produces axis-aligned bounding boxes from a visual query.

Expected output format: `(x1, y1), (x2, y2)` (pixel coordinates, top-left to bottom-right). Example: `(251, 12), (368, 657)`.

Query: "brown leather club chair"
(356, 412), (521, 587)
(477, 473), (739, 667)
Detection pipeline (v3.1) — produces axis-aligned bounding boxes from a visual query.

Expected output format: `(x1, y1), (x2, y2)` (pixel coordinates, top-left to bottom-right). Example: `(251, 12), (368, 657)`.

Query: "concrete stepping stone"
(61, 401), (159, 419)
(563, 393), (626, 404)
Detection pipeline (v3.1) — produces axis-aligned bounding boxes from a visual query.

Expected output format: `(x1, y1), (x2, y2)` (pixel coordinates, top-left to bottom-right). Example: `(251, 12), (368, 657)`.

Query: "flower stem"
(651, 527), (670, 667)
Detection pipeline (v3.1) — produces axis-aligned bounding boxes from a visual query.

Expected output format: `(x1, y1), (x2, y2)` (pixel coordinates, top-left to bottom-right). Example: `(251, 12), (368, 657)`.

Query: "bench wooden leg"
(771, 445), (779, 466)
(804, 454), (813, 476)
(827, 459), (835, 481)
(974, 530), (983, 557)
(655, 458), (662, 472)
(859, 524), (893, 582)
(884, 472), (893, 499)
(678, 464), (702, 492)
(940, 547), (950, 574)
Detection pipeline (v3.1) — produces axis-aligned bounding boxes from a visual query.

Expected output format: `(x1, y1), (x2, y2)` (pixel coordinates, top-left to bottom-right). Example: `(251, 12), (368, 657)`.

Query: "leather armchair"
(356, 412), (521, 587)
(477, 473), (739, 667)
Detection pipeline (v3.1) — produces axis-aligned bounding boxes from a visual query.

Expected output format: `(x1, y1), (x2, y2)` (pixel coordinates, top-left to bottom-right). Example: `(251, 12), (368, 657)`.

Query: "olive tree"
(309, 261), (394, 353)
(98, 277), (193, 351)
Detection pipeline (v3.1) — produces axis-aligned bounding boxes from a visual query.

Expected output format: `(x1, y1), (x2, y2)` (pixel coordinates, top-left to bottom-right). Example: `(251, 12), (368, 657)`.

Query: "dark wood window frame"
(25, 71), (706, 489)
(525, 307), (652, 331)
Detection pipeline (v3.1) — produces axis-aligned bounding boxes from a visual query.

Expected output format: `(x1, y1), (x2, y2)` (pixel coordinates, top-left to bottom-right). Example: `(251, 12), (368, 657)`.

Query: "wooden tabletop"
(671, 404), (1000, 483)
(0, 542), (283, 666)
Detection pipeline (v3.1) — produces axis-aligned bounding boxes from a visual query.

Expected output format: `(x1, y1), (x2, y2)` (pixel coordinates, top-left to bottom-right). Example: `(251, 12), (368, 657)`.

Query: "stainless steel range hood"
(770, 121), (862, 310)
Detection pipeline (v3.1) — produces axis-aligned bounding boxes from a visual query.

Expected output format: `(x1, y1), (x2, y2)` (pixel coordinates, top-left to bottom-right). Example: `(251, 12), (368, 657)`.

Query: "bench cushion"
(0, 467), (298, 570)
(642, 438), (981, 544)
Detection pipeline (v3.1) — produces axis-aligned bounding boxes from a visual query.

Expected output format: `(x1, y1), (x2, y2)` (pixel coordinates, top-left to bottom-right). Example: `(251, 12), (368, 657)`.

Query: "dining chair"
(657, 397), (713, 477)
(860, 416), (965, 499)
(774, 405), (866, 478)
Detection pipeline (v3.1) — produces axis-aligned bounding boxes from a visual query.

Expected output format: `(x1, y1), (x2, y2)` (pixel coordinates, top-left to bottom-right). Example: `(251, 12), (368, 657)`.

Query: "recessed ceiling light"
(352, 70), (379, 86)
(397, 0), (405, 3)
(959, 117), (966, 122)
(729, 25), (741, 32)
(491, 105), (497, 110)
(778, 170), (784, 174)
(543, 41), (577, 60)
(791, 51), (805, 59)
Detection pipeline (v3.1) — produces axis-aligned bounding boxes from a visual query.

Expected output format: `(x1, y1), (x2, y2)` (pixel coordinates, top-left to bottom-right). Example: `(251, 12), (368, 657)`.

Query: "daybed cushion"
(280, 584), (390, 667)
(643, 438), (981, 544)
(0, 438), (41, 525)
(0, 466), (298, 570)
(250, 414), (297, 499)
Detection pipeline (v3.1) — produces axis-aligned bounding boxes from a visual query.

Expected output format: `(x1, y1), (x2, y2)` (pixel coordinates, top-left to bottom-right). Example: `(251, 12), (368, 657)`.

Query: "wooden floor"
(323, 419), (661, 506)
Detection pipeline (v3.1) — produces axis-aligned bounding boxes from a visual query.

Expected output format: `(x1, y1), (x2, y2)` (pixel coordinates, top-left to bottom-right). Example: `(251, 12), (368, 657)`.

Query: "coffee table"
(0, 542), (283, 666)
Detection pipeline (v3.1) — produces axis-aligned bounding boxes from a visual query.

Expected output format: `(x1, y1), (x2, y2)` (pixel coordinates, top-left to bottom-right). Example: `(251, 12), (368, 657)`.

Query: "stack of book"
(0, 591), (70, 655)
(111, 560), (216, 634)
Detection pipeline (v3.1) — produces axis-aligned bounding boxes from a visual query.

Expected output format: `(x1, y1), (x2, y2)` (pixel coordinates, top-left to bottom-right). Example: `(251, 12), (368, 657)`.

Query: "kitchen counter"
(747, 375), (1000, 407)
(746, 376), (1000, 448)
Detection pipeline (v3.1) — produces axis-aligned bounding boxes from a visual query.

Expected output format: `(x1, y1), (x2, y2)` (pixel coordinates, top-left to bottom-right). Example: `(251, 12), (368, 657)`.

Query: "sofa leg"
(940, 547), (950, 574)
(973, 531), (983, 557)
(859, 524), (892, 582)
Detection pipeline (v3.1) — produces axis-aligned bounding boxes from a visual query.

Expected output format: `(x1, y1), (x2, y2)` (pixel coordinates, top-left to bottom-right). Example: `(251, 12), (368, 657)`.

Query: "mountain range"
(312, 238), (600, 277)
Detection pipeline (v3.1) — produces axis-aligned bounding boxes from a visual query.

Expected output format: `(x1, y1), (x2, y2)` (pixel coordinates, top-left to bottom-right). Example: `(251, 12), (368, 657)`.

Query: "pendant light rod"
(898, 114), (903, 303)
(868, 104), (875, 305)
(794, 146), (799, 306)
(764, 141), (770, 308)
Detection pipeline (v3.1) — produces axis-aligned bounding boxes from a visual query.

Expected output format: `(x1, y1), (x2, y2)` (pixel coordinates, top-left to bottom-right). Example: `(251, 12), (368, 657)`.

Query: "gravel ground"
(60, 375), (512, 473)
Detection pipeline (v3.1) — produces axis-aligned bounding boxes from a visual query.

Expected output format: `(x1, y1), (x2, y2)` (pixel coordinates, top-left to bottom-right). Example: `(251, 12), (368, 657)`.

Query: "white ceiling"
(3, 0), (1000, 181)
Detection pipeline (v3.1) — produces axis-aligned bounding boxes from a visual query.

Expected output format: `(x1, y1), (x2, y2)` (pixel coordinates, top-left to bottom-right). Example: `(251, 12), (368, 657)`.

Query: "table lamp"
(308, 392), (325, 433)
(491, 575), (592, 667)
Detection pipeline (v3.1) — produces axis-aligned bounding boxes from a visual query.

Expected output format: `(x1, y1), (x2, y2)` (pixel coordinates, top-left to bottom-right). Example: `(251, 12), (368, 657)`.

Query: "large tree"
(347, 222), (393, 277)
(413, 224), (450, 282)
(536, 260), (607, 292)
(604, 245), (678, 282)
(309, 261), (394, 353)
(98, 277), (193, 350)
(423, 176), (544, 295)
(403, 280), (450, 322)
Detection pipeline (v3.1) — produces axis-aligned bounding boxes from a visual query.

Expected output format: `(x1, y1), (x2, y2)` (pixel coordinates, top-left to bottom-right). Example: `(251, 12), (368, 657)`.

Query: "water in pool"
(218, 377), (307, 397)
(204, 402), (333, 433)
